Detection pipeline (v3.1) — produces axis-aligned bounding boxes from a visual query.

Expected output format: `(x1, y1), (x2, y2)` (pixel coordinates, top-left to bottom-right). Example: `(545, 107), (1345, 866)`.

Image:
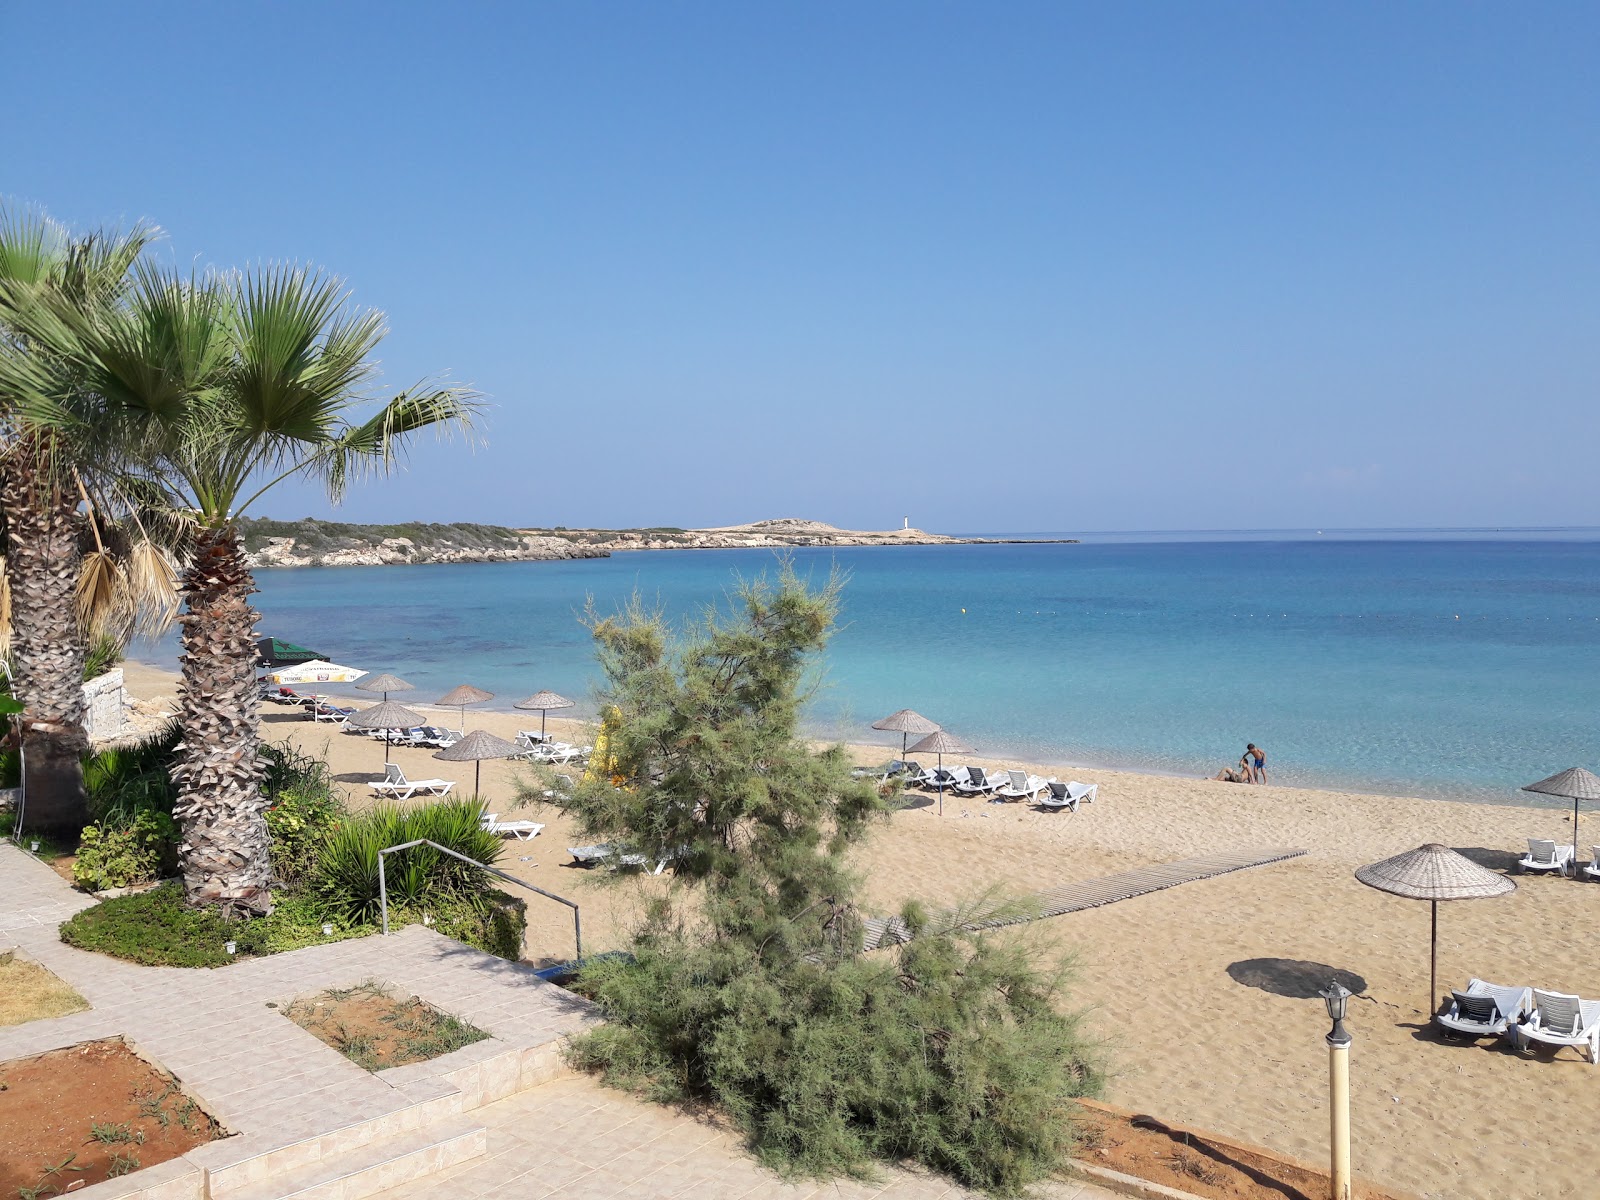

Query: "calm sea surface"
(137, 533), (1600, 805)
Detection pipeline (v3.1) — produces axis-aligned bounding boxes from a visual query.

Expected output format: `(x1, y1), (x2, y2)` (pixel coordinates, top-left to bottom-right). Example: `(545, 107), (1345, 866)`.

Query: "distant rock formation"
(240, 518), (610, 569)
(241, 516), (1075, 568)
(532, 519), (1075, 551)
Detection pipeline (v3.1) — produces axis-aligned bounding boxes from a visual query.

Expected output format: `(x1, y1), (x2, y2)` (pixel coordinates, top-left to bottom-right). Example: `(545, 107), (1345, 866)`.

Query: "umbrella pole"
(1429, 899), (1438, 1018)
(475, 760), (481, 797)
(541, 710), (548, 742)
(937, 752), (944, 817)
(1574, 797), (1580, 876)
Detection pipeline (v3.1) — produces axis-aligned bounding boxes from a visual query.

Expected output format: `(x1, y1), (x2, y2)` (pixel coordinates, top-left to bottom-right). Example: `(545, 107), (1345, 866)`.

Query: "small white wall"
(82, 668), (128, 743)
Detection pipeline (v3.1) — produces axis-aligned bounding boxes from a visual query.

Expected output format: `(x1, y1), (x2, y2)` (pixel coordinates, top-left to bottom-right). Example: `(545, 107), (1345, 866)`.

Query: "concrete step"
(222, 1118), (484, 1200)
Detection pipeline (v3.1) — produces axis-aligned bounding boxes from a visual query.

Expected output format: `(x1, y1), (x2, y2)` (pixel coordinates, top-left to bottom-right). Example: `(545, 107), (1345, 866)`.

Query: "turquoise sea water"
(138, 534), (1600, 804)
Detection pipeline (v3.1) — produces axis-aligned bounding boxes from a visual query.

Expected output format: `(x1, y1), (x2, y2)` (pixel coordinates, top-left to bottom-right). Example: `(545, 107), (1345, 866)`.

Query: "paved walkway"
(0, 841), (1120, 1200)
(371, 1073), (1114, 1200)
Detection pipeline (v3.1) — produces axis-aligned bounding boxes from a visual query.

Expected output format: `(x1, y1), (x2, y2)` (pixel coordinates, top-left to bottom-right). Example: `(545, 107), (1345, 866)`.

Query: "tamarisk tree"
(524, 565), (1103, 1194)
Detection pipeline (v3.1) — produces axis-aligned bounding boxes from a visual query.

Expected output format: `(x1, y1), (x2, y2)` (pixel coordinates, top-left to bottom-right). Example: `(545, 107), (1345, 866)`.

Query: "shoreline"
(122, 654), (1554, 816)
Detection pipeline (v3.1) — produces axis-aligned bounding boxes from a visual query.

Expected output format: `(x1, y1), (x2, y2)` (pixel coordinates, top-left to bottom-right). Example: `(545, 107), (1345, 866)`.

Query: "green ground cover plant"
(532, 564), (1103, 1195)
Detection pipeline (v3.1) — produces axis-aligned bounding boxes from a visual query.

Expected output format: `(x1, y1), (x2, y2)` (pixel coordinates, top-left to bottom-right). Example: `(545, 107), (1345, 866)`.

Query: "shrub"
(547, 565), (1103, 1193)
(314, 798), (503, 924)
(72, 811), (177, 892)
(60, 882), (377, 967)
(83, 724), (180, 826)
(263, 771), (345, 886)
(61, 883), (237, 967)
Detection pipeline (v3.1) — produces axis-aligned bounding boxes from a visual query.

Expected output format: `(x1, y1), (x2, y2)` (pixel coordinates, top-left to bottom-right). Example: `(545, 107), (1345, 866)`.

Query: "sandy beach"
(122, 661), (1600, 1199)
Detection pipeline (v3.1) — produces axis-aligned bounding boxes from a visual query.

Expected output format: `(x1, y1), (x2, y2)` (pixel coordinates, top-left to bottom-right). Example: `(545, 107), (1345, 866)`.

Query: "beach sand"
(122, 661), (1600, 1199)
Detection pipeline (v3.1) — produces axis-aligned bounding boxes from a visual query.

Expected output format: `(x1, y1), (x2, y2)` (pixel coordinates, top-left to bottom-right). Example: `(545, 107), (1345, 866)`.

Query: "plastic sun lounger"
(369, 766), (456, 800)
(1586, 846), (1600, 882)
(1519, 838), (1575, 876)
(1435, 978), (1532, 1040)
(994, 770), (1048, 802)
(480, 813), (545, 841)
(953, 767), (995, 796)
(568, 843), (615, 866)
(1516, 990), (1600, 1063)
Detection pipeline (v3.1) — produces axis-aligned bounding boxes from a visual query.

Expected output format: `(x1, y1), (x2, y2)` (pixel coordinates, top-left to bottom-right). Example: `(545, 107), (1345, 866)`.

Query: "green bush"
(315, 798), (502, 924)
(72, 811), (177, 892)
(262, 750), (346, 887)
(60, 882), (377, 967)
(391, 890), (528, 960)
(62, 883), (238, 967)
(83, 724), (180, 826)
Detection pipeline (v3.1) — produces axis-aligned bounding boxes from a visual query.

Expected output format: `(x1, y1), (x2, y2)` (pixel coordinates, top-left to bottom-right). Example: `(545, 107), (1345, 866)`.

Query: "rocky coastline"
(243, 517), (1075, 568)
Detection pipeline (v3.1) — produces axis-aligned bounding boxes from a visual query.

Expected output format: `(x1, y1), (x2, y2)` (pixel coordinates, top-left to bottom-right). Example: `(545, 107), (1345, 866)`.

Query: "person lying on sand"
(1213, 760), (1251, 783)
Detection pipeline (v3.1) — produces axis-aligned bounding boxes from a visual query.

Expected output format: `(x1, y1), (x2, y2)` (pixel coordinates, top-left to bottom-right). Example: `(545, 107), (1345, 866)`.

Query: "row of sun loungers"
(1518, 838), (1600, 879)
(888, 762), (1096, 810)
(1438, 977), (1600, 1063)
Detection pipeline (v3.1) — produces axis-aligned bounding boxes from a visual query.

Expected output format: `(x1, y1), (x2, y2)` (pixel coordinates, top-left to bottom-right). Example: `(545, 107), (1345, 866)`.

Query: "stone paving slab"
(0, 841), (596, 1179)
(367, 1074), (1120, 1200)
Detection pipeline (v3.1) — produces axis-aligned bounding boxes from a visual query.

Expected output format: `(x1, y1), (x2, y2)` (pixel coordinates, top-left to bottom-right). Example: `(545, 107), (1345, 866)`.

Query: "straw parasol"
(871, 709), (941, 761)
(433, 729), (521, 796)
(436, 684), (494, 734)
(907, 729), (972, 817)
(357, 673), (414, 701)
(1355, 843), (1515, 1016)
(1521, 767), (1600, 871)
(514, 690), (575, 743)
(347, 700), (426, 768)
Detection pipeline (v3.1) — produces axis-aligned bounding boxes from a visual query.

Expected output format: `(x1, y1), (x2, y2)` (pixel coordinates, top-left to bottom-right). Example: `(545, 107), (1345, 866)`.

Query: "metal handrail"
(378, 838), (581, 962)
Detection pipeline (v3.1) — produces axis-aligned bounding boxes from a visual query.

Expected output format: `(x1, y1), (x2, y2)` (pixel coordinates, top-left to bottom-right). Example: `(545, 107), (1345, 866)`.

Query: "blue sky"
(6, 3), (1596, 533)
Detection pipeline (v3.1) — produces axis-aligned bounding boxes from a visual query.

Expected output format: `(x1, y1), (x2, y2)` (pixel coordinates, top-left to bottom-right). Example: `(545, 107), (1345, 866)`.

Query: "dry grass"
(0, 951), (89, 1027)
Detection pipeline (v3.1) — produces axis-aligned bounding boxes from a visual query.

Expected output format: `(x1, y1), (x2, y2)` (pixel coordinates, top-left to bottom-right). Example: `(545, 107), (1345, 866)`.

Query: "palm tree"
(0, 208), (164, 834)
(70, 265), (477, 914)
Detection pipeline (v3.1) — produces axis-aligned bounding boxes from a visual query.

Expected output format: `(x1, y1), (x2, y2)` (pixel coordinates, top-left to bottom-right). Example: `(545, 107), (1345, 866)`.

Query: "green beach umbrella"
(255, 637), (324, 669)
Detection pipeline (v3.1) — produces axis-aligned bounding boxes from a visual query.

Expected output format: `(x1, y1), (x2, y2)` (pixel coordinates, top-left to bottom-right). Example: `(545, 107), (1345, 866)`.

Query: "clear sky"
(6, 2), (1597, 533)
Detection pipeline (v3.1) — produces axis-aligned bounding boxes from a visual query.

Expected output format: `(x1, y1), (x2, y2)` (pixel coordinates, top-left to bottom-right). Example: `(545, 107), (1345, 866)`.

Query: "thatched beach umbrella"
(437, 684), (494, 734)
(347, 699), (426, 768)
(357, 672), (414, 702)
(1355, 843), (1515, 1016)
(515, 690), (575, 742)
(871, 709), (941, 761)
(433, 729), (521, 796)
(907, 729), (972, 817)
(1521, 767), (1600, 871)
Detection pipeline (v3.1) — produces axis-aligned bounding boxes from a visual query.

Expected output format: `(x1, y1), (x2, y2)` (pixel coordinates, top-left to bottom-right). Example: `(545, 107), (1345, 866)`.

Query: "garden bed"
(0, 952), (88, 1027)
(278, 982), (488, 1070)
(0, 1038), (221, 1195)
(1073, 1100), (1413, 1200)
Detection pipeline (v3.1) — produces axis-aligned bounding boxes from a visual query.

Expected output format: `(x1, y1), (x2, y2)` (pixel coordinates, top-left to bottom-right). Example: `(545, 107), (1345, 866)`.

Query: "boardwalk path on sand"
(862, 847), (1308, 950)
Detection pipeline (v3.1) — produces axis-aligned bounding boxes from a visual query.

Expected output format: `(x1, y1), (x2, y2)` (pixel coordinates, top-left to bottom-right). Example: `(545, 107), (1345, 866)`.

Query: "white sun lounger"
(1584, 846), (1600, 881)
(1435, 978), (1532, 1040)
(370, 764), (456, 800)
(1519, 839), (1575, 876)
(994, 770), (1048, 802)
(953, 767), (996, 796)
(479, 812), (545, 841)
(1516, 990), (1600, 1063)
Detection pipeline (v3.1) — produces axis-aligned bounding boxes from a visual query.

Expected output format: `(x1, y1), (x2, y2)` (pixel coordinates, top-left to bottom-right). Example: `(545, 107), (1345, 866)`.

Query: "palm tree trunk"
(173, 525), (272, 916)
(0, 438), (90, 836)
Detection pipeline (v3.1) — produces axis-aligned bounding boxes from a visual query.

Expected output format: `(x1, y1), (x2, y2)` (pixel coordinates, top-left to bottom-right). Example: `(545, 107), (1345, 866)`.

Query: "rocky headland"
(241, 517), (1074, 568)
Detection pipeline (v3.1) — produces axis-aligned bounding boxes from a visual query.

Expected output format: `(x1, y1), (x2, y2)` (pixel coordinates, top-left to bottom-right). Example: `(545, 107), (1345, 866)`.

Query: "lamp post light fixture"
(322, 923), (334, 937)
(1319, 981), (1354, 1200)
(224, 940), (237, 957)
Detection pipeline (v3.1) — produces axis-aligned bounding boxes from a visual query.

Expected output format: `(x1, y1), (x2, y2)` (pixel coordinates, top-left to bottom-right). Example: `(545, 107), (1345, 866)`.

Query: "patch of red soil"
(280, 986), (486, 1070)
(1076, 1101), (1414, 1200)
(0, 1038), (220, 1194)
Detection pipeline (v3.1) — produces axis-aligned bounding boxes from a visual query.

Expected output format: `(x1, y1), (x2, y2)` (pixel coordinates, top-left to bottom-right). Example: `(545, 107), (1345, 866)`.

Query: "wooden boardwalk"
(862, 846), (1307, 950)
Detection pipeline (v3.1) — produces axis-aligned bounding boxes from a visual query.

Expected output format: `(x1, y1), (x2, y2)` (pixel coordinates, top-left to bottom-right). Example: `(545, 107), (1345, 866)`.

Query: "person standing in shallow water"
(1247, 743), (1267, 784)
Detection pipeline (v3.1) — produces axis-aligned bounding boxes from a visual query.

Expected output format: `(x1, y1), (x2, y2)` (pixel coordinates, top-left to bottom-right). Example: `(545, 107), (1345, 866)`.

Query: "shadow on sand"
(1226, 958), (1367, 1000)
